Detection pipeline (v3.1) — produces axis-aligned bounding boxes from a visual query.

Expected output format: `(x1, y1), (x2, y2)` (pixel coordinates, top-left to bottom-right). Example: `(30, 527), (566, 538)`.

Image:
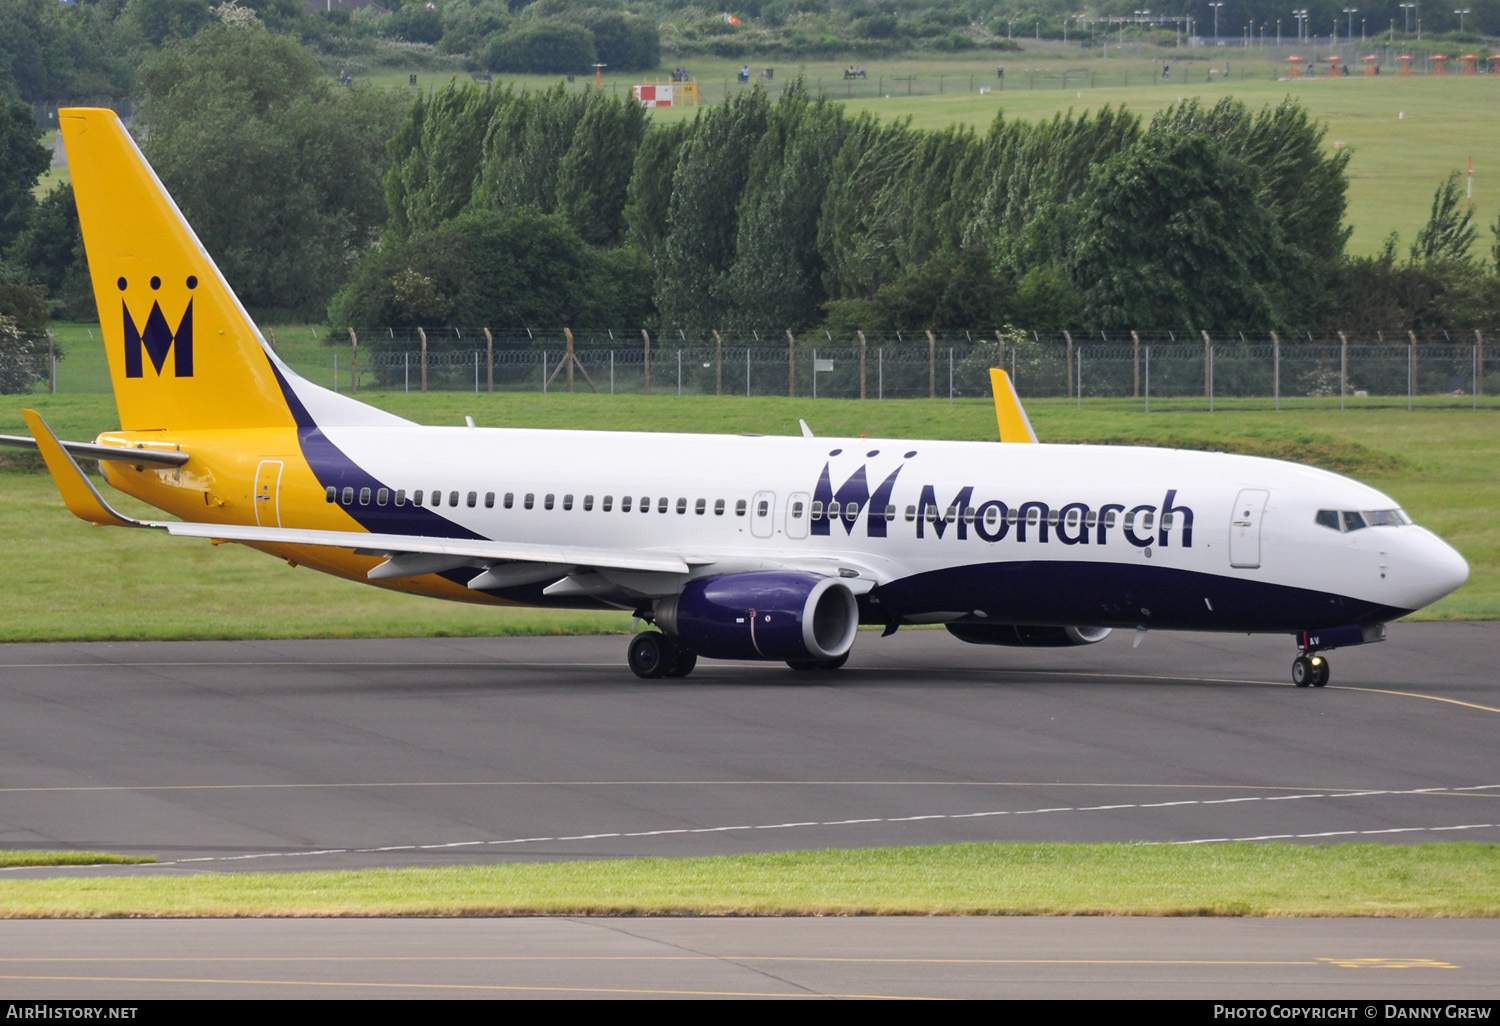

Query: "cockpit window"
(1317, 508), (1410, 532)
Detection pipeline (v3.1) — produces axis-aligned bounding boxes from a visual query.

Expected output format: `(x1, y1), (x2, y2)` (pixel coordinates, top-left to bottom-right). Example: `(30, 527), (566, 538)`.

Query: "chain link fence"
(319, 328), (1499, 407)
(14, 326), (1498, 407)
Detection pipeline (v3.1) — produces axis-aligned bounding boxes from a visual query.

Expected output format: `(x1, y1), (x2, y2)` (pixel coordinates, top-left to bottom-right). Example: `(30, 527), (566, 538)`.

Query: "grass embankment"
(0, 843), (1495, 918)
(1, 389), (1495, 640)
(0, 852), (152, 869)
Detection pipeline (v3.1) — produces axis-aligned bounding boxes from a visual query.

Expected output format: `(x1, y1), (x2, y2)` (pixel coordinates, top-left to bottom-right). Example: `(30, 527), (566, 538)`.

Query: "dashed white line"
(10, 785), (1495, 872)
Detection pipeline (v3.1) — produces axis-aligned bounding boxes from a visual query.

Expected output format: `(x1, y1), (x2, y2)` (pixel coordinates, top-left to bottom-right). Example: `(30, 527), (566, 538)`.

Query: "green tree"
(817, 113), (921, 302)
(485, 21), (596, 73)
(385, 82), (508, 237)
(1411, 171), (1477, 266)
(655, 87), (769, 328)
(1068, 132), (1282, 331)
(138, 26), (402, 317)
(125, 0), (215, 46)
(724, 85), (847, 330)
(554, 91), (649, 247)
(622, 120), (689, 267)
(0, 98), (49, 257)
(475, 85), (585, 217)
(7, 183), (95, 321)
(0, 313), (43, 395)
(0, 0), (136, 102)
(327, 207), (652, 330)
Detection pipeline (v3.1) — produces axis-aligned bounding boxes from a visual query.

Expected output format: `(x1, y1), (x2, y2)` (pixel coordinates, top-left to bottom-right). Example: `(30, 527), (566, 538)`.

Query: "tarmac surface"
(1, 624), (1497, 998)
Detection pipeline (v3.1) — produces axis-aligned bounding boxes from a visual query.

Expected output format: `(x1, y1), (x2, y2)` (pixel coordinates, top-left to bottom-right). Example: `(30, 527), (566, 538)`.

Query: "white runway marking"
(8, 784), (1496, 872)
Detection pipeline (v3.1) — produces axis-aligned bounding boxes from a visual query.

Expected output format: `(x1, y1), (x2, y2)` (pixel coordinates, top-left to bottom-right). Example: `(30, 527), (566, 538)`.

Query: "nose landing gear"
(1292, 653), (1329, 687)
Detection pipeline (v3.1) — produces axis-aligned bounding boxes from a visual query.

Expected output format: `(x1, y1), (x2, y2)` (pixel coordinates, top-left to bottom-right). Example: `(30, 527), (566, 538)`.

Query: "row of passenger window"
(321, 485), (1174, 532)
(325, 485), (762, 517)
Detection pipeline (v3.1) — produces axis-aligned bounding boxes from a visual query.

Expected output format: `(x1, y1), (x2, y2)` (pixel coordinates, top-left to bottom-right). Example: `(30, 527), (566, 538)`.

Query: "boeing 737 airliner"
(7, 109), (1470, 685)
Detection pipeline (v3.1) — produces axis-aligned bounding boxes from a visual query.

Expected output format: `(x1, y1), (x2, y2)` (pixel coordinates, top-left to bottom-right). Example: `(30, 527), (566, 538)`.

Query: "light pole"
(1276, 17), (1282, 44)
(1343, 7), (1357, 38)
(1210, 1), (1225, 43)
(1400, 2), (1414, 32)
(1293, 7), (1308, 40)
(1454, 7), (1470, 30)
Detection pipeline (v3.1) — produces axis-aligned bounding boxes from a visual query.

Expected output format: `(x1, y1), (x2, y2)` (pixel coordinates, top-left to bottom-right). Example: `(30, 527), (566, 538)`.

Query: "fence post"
(1337, 330), (1348, 410)
(1131, 330), (1140, 398)
(1271, 331), (1280, 411)
(787, 329), (796, 398)
(348, 327), (359, 394)
(857, 330), (867, 400)
(565, 327), (575, 392)
(1063, 330), (1074, 399)
(46, 328), (55, 394)
(1476, 329), (1485, 397)
(926, 330), (936, 399)
(267, 327), (276, 353)
(418, 326), (427, 394)
(713, 329), (723, 396)
(1408, 330), (1418, 409)
(994, 329), (1006, 375)
(1200, 330), (1212, 407)
(641, 329), (652, 395)
(484, 328), (493, 394)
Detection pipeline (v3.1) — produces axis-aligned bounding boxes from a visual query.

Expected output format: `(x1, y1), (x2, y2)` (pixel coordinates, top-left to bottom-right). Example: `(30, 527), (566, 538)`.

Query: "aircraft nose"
(1395, 529), (1469, 611)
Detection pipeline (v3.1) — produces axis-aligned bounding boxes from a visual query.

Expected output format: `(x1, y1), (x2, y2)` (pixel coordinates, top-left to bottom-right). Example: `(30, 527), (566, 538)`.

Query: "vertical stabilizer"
(60, 108), (404, 433)
(989, 368), (1039, 443)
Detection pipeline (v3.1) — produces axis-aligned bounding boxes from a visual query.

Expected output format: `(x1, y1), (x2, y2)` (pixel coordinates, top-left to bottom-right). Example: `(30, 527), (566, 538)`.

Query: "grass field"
(2, 843), (1496, 917)
(1, 388), (1494, 640)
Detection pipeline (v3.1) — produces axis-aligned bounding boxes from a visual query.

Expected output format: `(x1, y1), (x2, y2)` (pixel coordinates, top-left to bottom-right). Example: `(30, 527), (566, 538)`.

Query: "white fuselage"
(302, 424), (1466, 632)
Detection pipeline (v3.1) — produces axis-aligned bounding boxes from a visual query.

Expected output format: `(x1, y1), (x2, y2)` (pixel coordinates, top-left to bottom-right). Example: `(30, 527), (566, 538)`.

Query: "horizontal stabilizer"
(0, 432), (189, 467)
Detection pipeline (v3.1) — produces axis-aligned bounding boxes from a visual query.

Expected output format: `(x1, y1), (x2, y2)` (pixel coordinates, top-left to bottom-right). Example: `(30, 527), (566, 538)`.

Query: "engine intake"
(946, 623), (1112, 647)
(656, 571), (859, 662)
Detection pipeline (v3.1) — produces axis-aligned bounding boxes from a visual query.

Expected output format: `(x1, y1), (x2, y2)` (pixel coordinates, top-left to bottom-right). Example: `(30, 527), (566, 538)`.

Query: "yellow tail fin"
(63, 108), (305, 432)
(989, 368), (1038, 443)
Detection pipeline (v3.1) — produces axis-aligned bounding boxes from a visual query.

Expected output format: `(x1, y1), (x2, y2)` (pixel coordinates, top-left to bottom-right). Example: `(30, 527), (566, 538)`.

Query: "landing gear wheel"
(1292, 655), (1314, 687)
(628, 631), (669, 679)
(786, 651), (850, 672)
(665, 646), (697, 678)
(1311, 656), (1329, 687)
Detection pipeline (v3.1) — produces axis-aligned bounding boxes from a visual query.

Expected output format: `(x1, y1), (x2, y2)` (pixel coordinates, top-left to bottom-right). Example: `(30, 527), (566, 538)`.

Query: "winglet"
(989, 368), (1038, 443)
(22, 409), (147, 528)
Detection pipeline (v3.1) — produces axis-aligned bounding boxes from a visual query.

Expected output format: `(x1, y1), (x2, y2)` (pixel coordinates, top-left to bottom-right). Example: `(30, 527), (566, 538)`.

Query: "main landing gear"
(1291, 653), (1329, 688)
(627, 630), (697, 679)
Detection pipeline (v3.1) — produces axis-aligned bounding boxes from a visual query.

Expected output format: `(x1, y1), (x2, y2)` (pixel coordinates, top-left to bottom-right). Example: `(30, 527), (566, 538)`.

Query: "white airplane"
(7, 108), (1470, 686)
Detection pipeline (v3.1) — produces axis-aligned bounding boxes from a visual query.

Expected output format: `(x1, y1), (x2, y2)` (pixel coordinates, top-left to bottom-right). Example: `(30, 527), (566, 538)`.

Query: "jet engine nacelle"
(656, 571), (860, 662)
(945, 623), (1112, 647)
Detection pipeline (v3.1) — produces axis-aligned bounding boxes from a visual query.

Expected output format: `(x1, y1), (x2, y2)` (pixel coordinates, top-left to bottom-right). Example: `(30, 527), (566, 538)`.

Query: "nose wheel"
(1292, 654), (1329, 687)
